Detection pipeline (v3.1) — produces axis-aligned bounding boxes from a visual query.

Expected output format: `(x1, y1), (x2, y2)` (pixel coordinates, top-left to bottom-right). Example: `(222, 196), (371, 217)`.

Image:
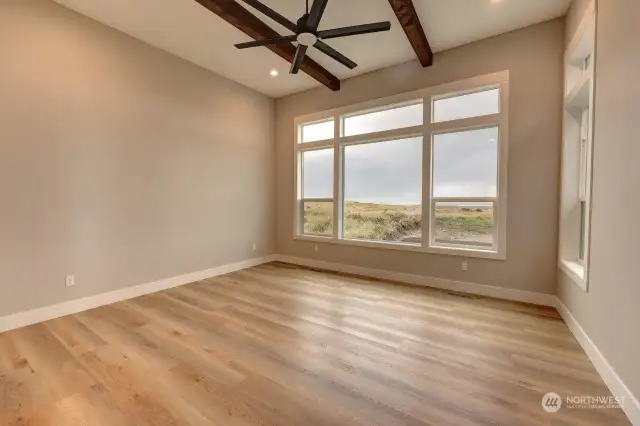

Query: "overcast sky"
(302, 90), (499, 205)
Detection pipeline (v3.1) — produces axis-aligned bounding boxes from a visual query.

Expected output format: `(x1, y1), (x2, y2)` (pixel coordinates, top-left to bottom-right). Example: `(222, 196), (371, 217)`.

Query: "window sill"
(294, 234), (506, 260)
(559, 259), (587, 291)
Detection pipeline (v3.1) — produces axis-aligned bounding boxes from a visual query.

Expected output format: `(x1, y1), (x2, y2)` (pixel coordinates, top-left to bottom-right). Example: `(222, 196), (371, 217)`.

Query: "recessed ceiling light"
(270, 69), (279, 77)
(491, 0), (503, 3)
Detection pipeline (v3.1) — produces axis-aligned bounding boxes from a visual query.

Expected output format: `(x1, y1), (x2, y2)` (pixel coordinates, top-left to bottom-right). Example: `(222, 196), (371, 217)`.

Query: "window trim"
(558, 2), (596, 291)
(293, 71), (510, 260)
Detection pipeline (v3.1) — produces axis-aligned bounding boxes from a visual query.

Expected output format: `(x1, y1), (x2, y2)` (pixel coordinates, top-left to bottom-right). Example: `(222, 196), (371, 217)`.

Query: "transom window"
(294, 72), (509, 260)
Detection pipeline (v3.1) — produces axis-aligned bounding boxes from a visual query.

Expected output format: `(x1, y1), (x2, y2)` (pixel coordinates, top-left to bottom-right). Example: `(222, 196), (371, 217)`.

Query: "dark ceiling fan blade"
(290, 45), (308, 74)
(318, 22), (391, 40)
(314, 41), (357, 69)
(240, 0), (298, 33)
(306, 0), (328, 31)
(235, 35), (297, 49)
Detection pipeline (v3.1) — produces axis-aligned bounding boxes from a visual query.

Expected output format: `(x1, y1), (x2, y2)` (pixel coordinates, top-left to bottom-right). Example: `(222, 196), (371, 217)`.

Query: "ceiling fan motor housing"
(295, 13), (318, 47)
(296, 14), (313, 33)
(297, 32), (318, 46)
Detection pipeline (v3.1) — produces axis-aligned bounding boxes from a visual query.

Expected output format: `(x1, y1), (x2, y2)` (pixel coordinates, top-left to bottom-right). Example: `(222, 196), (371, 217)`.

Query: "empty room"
(1, 0), (638, 424)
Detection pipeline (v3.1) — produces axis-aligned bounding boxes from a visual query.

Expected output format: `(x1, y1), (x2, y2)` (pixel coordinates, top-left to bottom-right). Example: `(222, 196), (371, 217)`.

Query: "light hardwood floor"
(0, 262), (631, 425)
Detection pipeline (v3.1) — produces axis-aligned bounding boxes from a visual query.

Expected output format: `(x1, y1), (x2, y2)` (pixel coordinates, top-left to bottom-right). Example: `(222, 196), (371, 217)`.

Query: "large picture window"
(294, 72), (509, 260)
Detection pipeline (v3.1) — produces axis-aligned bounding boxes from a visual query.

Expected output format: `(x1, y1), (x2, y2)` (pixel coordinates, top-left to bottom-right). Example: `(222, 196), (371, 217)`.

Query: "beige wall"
(276, 19), (565, 295)
(0, 0), (275, 317)
(559, 0), (640, 401)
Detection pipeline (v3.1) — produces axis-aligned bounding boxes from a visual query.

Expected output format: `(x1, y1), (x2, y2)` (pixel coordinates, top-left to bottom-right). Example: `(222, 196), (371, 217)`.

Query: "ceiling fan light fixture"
(297, 32), (318, 47)
(236, 0), (391, 74)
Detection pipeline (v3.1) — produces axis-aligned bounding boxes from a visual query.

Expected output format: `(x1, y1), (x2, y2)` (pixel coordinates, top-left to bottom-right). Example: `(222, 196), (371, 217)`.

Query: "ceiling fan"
(235, 0), (391, 74)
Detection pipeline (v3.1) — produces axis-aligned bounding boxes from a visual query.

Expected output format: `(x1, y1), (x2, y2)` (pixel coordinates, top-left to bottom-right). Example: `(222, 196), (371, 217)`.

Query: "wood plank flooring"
(0, 262), (631, 425)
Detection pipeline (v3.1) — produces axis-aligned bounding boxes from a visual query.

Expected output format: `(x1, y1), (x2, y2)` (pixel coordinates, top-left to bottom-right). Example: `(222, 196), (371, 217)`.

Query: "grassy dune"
(303, 202), (493, 246)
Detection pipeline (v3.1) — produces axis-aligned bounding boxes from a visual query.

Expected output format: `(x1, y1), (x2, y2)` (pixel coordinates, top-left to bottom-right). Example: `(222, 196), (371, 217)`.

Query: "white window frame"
(558, 1), (596, 291)
(293, 71), (510, 260)
(297, 146), (335, 238)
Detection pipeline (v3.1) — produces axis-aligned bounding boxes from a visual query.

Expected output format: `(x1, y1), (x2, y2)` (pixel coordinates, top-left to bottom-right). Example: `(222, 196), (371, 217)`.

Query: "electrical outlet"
(314, 244), (319, 253)
(461, 261), (468, 271)
(65, 274), (75, 287)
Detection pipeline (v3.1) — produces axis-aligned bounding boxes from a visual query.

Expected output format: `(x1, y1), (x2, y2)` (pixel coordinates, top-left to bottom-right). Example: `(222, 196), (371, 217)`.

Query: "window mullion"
(295, 150), (303, 237)
(422, 96), (432, 249)
(338, 126), (423, 146)
(497, 83), (509, 257)
(492, 199), (499, 252)
(430, 114), (503, 134)
(332, 116), (341, 241)
(302, 198), (334, 203)
(296, 139), (337, 151)
(432, 197), (497, 203)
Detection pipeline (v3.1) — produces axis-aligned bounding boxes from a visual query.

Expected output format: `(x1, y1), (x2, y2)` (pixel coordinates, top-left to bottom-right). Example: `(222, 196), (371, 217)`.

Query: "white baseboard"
(273, 255), (557, 307)
(555, 299), (640, 426)
(0, 255), (277, 334)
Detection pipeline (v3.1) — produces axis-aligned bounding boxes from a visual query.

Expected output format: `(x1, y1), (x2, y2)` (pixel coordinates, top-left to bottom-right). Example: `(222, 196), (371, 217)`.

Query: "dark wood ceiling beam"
(388, 0), (433, 67)
(193, 0), (340, 91)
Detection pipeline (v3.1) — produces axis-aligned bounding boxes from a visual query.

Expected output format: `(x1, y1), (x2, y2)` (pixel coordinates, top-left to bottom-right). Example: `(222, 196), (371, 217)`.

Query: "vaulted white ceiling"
(53, 0), (571, 97)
